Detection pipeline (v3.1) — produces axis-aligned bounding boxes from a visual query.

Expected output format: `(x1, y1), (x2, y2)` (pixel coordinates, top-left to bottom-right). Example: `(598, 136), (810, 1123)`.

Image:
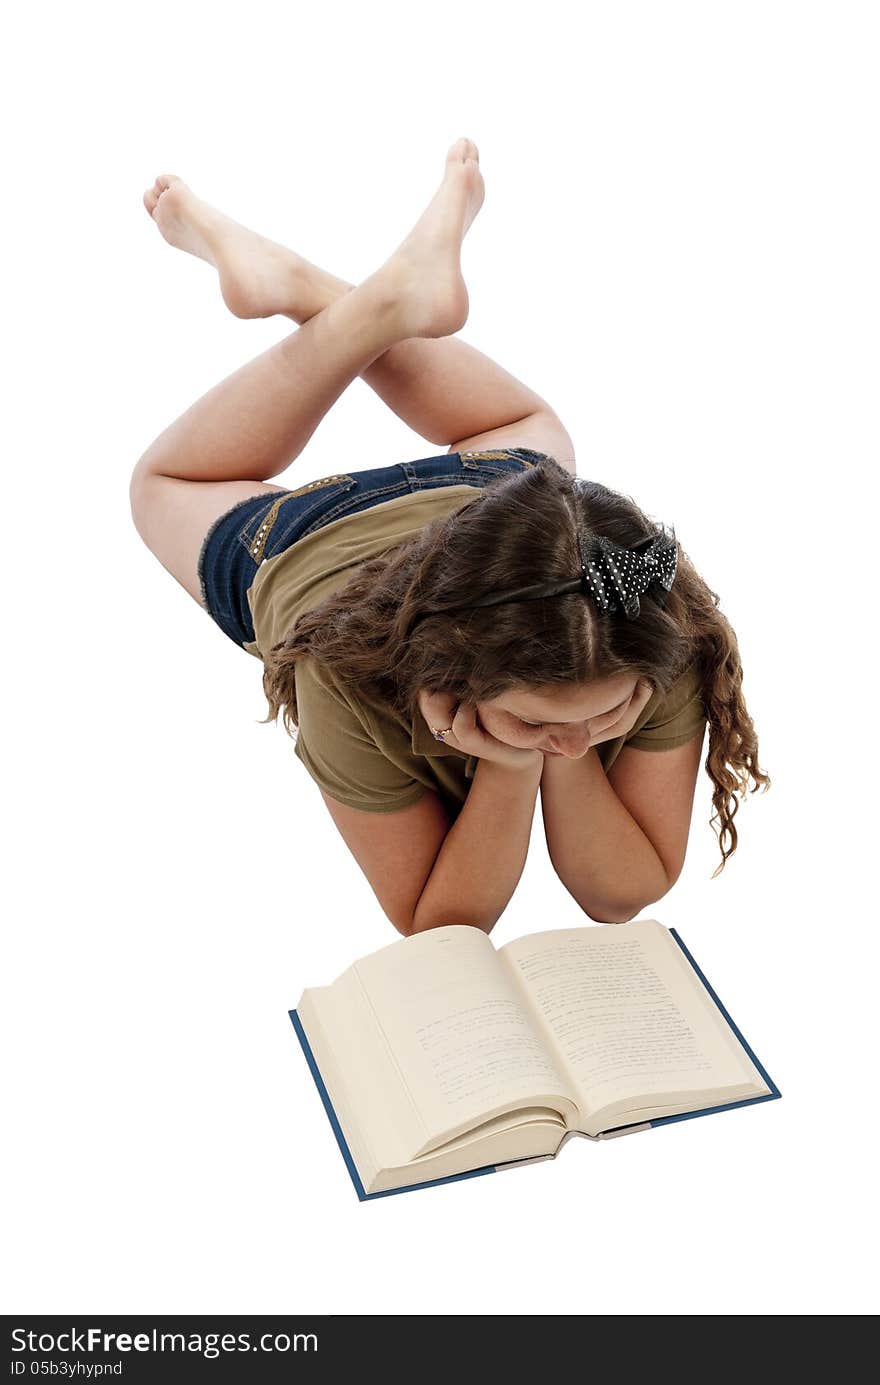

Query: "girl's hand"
(417, 689), (544, 773)
(587, 678), (655, 748)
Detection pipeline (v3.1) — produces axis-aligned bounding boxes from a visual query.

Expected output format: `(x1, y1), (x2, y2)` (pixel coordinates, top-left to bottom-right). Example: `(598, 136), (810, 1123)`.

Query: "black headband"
(408, 523), (678, 631)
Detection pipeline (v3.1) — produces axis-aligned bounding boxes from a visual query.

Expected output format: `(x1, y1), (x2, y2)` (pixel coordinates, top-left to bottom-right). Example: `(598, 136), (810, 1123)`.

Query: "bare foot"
(373, 136), (485, 340)
(142, 174), (314, 319)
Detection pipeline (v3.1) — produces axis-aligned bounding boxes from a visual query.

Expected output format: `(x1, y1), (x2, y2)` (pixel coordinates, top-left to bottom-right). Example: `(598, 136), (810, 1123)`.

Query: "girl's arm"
(539, 748), (671, 924)
(410, 756), (544, 934)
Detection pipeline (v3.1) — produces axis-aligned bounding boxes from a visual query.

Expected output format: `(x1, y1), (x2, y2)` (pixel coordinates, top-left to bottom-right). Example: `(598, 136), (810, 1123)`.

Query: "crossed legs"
(130, 138), (575, 605)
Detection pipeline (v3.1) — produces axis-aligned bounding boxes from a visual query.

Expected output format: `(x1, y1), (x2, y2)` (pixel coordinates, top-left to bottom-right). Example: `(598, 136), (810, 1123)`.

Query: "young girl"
(131, 137), (769, 938)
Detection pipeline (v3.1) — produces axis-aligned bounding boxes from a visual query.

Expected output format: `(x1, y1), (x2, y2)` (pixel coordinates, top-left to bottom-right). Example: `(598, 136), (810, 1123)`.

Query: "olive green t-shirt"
(244, 484), (708, 819)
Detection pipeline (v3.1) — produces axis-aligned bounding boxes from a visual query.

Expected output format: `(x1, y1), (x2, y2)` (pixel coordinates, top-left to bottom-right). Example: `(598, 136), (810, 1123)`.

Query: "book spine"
(494, 1154), (556, 1173)
(597, 1123), (653, 1140)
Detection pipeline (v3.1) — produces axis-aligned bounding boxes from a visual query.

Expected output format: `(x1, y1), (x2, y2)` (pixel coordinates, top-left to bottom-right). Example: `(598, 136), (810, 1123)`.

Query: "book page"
(352, 926), (578, 1156)
(298, 972), (430, 1180)
(500, 920), (764, 1122)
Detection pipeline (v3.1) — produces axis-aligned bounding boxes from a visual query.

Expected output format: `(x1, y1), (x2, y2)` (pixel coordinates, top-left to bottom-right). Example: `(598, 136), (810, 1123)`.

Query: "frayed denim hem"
(197, 492), (278, 613)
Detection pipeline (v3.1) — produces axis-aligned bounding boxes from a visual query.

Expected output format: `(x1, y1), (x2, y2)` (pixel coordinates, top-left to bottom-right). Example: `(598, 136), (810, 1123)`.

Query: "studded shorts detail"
(246, 476), (355, 561)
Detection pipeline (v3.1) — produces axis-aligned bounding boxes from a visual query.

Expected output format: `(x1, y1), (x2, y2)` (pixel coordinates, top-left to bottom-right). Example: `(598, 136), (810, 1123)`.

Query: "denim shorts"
(197, 447), (546, 648)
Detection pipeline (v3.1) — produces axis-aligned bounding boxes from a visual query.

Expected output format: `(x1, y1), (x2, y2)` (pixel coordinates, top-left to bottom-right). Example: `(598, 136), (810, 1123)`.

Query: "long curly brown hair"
(260, 456), (770, 876)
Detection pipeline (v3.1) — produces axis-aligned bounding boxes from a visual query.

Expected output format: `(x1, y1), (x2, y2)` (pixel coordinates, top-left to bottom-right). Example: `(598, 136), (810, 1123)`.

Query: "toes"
(143, 172), (185, 219)
(447, 136), (479, 166)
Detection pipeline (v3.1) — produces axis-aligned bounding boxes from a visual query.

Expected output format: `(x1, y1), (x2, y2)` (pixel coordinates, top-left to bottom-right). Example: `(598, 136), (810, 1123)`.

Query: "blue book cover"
(289, 927), (781, 1201)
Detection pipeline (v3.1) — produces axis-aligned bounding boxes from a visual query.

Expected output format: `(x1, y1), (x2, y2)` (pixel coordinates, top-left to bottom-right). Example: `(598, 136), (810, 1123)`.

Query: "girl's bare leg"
(132, 140), (502, 602)
(139, 145), (574, 464)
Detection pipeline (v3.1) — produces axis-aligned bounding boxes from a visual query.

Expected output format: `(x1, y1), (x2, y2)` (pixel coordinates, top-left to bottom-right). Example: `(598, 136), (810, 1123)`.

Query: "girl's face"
(475, 675), (641, 757)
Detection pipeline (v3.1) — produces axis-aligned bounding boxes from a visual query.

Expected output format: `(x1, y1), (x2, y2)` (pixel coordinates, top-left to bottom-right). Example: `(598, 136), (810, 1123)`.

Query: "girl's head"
(262, 456), (770, 875)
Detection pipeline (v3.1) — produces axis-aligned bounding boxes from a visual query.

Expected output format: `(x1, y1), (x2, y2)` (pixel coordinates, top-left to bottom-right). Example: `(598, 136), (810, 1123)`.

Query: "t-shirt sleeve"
(624, 657), (708, 752)
(291, 656), (428, 813)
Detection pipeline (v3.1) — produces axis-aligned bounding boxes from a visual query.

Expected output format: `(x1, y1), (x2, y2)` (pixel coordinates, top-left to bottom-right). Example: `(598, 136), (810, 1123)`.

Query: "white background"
(3, 0), (878, 1317)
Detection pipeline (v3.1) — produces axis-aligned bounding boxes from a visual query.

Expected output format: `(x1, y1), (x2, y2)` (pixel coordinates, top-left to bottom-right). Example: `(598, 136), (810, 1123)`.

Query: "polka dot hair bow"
(576, 523), (678, 619)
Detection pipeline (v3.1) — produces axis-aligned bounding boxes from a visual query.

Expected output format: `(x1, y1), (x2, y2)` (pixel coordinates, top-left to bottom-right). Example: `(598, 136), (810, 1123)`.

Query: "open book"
(290, 918), (779, 1200)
